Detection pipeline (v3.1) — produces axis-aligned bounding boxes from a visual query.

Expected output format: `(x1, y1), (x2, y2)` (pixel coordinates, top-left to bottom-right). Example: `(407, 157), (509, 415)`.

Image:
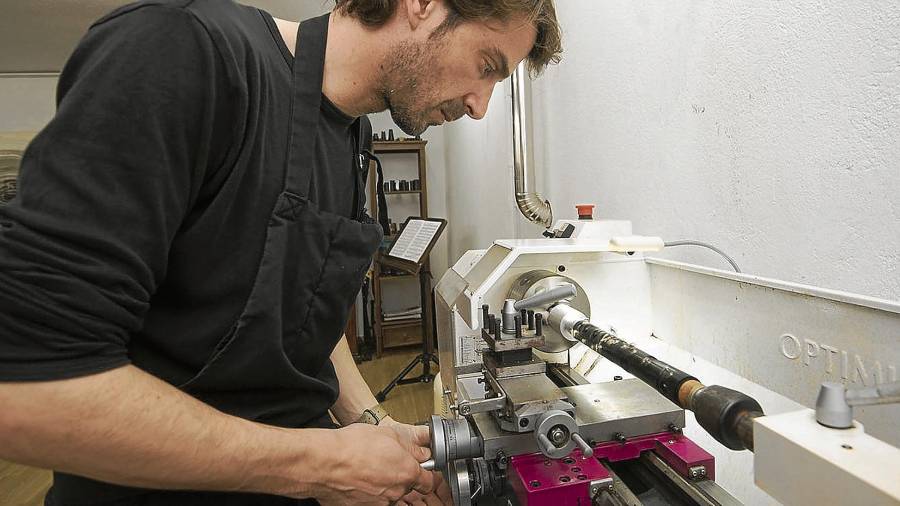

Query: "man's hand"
(394, 477), (452, 506)
(382, 418), (452, 506)
(381, 417), (431, 461)
(307, 423), (436, 505)
(326, 339), (449, 504)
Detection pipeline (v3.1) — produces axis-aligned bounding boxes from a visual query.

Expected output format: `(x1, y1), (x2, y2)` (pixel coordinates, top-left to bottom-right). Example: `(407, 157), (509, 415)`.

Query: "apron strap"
(285, 13), (330, 197)
(354, 117), (389, 232)
(365, 151), (391, 235)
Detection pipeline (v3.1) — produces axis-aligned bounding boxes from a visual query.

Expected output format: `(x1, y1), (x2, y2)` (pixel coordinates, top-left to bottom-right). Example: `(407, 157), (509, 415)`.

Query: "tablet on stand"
(375, 217), (447, 402)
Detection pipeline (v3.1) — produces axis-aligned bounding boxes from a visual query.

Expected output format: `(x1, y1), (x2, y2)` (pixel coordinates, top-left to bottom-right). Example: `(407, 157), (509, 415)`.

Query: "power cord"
(663, 240), (742, 273)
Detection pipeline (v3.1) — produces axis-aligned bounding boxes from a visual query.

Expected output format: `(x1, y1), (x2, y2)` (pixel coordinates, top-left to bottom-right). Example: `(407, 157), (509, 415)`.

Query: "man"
(0, 0), (561, 504)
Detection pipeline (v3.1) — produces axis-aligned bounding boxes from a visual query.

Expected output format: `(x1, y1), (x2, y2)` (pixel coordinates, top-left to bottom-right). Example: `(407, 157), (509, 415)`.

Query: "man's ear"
(401, 0), (444, 32)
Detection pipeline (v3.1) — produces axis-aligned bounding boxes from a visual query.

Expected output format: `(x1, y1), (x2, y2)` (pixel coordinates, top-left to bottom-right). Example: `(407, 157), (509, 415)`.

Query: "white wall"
(0, 0), (335, 132)
(441, 83), (549, 262)
(251, 0), (334, 20)
(0, 0), (331, 74)
(0, 77), (57, 132)
(444, 86), (516, 262)
(445, 1), (900, 302)
(540, 0), (900, 300)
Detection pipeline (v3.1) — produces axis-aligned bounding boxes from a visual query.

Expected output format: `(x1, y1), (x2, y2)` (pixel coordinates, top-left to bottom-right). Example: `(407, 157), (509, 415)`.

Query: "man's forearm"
(330, 337), (382, 425)
(0, 365), (321, 497)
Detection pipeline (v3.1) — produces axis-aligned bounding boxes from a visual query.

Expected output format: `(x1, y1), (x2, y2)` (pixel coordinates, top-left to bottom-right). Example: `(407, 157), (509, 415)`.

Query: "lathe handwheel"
(449, 459), (473, 506)
(534, 410), (578, 459)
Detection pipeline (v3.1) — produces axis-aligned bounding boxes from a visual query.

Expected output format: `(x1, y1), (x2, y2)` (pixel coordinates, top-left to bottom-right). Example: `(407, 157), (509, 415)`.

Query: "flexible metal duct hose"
(510, 64), (552, 228)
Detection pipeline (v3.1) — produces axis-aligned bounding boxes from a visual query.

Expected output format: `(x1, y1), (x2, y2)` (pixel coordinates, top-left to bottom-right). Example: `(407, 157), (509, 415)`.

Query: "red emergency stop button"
(576, 204), (595, 220)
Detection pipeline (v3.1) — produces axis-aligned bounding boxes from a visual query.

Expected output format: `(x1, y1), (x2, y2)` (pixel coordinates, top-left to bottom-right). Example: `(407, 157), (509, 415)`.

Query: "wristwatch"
(356, 404), (390, 425)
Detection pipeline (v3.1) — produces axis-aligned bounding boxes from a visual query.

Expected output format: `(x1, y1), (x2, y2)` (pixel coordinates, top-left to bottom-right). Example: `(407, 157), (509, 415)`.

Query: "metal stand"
(375, 268), (438, 402)
(355, 276), (376, 362)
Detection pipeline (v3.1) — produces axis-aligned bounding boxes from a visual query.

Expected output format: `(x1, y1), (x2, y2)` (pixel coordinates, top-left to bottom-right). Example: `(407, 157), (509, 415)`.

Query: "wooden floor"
(0, 460), (51, 506)
(357, 348), (438, 425)
(0, 349), (434, 505)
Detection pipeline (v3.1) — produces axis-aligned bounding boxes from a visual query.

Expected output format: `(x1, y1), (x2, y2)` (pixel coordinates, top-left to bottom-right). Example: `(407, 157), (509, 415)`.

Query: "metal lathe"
(424, 218), (900, 506)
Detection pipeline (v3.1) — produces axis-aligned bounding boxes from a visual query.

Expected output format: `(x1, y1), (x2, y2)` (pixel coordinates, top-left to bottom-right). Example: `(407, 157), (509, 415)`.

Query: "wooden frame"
(367, 140), (432, 356)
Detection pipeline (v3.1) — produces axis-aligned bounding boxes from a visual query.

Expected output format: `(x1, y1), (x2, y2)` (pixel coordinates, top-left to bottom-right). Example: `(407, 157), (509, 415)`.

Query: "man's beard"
(379, 37), (466, 136)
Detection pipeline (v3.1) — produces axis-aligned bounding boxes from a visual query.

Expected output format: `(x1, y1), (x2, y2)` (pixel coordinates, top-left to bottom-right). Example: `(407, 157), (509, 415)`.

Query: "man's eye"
(482, 63), (495, 76)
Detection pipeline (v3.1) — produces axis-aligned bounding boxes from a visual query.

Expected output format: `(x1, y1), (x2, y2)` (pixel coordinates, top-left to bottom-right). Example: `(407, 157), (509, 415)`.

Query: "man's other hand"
(394, 476), (452, 506)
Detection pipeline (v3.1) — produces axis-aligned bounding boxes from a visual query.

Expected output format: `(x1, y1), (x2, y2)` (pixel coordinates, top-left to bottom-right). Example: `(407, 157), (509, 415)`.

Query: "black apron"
(47, 14), (383, 506)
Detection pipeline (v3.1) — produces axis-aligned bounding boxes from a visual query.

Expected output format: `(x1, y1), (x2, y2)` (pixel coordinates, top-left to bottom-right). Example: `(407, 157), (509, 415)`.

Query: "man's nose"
(464, 82), (496, 120)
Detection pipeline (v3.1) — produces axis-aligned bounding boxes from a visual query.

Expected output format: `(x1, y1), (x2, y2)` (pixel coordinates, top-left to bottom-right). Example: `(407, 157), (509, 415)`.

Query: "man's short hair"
(334, 0), (562, 76)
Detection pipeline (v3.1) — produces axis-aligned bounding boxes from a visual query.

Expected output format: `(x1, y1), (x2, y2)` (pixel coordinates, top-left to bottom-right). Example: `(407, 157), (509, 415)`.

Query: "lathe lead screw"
(571, 433), (594, 458)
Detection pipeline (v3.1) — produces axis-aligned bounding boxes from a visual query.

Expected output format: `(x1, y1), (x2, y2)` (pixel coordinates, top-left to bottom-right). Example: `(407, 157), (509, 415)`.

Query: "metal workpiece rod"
(510, 62), (552, 228)
(733, 409), (763, 452)
(513, 284), (577, 311)
(571, 321), (763, 452)
(572, 321), (697, 406)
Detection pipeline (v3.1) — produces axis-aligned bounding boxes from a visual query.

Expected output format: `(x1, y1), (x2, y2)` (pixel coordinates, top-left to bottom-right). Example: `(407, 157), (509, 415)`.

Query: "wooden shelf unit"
(368, 140), (432, 356)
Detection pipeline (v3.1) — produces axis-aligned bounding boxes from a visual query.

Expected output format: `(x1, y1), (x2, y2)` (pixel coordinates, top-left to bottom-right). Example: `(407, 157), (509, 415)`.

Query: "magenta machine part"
(508, 449), (610, 506)
(508, 432), (715, 505)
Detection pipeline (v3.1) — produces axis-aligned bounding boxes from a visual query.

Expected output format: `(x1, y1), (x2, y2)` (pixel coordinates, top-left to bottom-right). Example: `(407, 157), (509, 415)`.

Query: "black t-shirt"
(0, 0), (362, 383)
